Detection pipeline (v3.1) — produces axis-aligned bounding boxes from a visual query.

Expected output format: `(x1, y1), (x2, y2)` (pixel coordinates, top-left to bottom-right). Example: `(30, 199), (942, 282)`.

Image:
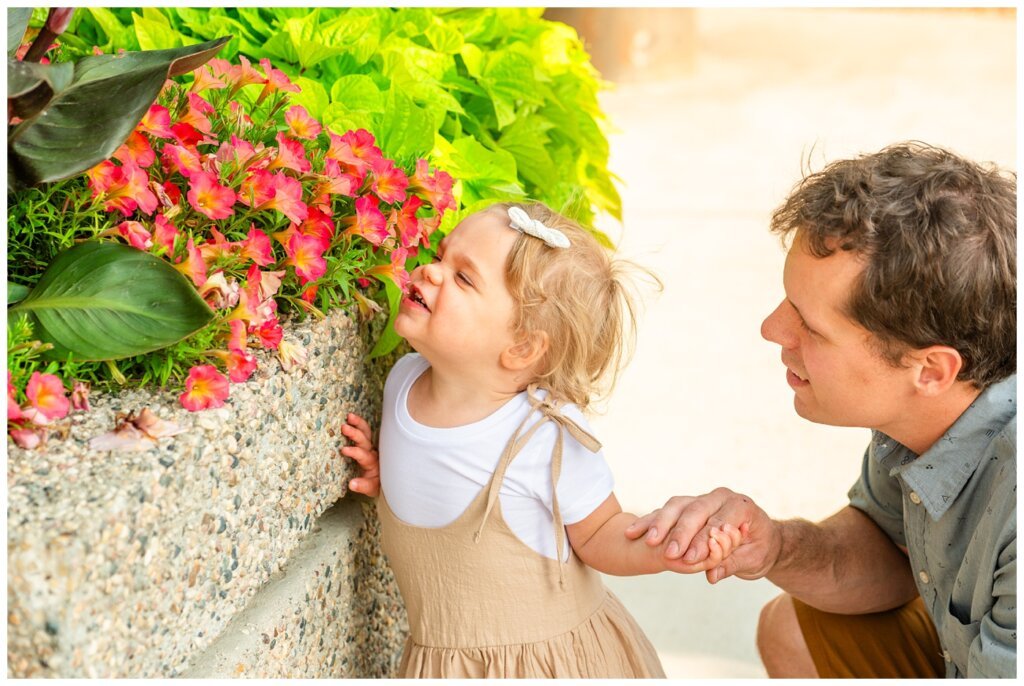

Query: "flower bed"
(8, 35), (452, 448)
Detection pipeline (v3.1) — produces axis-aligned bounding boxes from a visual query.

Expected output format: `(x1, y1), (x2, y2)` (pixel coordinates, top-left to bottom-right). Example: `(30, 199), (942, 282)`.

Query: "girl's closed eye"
(456, 272), (474, 287)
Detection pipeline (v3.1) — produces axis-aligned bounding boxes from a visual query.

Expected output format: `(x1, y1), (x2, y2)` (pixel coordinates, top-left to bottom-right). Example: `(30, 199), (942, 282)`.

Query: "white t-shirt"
(378, 353), (615, 561)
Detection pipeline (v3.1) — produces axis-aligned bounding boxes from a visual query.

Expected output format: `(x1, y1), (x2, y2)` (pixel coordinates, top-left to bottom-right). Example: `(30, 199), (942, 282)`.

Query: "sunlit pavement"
(586, 8), (1016, 679)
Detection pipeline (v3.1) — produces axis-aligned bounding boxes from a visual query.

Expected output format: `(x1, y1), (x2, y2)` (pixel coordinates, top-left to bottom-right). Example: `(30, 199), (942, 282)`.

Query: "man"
(625, 142), (1016, 677)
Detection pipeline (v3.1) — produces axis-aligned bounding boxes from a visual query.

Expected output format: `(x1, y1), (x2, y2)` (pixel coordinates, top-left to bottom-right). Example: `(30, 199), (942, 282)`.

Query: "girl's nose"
(761, 300), (798, 349)
(420, 261), (444, 285)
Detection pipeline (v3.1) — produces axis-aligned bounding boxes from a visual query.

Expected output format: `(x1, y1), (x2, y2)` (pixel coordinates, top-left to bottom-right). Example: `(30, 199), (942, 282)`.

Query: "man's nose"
(761, 300), (798, 349)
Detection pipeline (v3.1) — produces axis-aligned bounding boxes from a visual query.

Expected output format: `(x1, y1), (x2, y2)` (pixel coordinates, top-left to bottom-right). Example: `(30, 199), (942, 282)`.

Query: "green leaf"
(368, 279), (403, 359)
(9, 242), (215, 362)
(376, 88), (435, 160)
(7, 8), (32, 57)
(132, 10), (182, 51)
(81, 7), (137, 51)
(8, 37), (229, 187)
(497, 115), (557, 190)
(329, 74), (383, 113)
(7, 282), (30, 305)
(7, 60), (74, 120)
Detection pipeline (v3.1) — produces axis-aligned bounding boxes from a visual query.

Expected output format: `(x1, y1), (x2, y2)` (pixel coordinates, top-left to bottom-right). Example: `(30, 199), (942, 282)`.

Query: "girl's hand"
(340, 412), (380, 497)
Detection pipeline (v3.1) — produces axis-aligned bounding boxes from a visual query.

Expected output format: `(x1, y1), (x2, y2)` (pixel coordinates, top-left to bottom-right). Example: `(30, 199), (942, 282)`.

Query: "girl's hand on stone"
(340, 412), (380, 497)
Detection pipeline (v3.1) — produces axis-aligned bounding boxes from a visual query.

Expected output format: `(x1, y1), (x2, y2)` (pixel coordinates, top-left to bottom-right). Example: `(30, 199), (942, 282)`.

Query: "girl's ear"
(500, 331), (550, 372)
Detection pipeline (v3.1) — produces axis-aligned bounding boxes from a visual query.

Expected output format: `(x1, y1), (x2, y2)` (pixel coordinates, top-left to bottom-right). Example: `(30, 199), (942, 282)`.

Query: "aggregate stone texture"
(181, 497), (406, 678)
(6, 311), (408, 677)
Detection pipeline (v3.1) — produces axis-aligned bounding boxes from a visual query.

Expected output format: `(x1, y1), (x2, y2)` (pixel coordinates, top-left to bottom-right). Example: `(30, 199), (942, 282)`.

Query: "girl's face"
(395, 211), (520, 371)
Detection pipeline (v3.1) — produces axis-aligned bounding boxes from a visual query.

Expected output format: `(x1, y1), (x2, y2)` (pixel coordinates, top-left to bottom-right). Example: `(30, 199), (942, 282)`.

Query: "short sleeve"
(550, 405), (615, 525)
(847, 435), (907, 547)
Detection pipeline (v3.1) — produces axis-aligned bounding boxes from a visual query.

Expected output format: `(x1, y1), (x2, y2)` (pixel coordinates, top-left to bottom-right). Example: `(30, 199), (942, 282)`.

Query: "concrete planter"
(6, 310), (407, 677)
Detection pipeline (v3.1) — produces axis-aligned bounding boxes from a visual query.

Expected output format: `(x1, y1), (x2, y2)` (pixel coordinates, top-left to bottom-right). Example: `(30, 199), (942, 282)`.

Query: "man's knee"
(757, 593), (818, 677)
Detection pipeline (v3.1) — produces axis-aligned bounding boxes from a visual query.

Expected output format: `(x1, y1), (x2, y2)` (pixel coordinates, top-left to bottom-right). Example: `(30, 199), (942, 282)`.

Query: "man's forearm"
(766, 506), (918, 614)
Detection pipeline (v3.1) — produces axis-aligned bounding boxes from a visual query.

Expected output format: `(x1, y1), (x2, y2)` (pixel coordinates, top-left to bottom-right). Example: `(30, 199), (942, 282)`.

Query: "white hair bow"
(507, 207), (570, 249)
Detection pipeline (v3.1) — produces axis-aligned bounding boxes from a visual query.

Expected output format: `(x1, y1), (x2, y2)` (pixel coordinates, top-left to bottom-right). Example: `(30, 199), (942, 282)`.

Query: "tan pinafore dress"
(377, 386), (665, 678)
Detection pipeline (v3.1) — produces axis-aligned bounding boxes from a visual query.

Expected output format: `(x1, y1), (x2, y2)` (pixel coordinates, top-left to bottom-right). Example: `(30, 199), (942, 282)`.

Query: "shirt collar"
(872, 374), (1016, 520)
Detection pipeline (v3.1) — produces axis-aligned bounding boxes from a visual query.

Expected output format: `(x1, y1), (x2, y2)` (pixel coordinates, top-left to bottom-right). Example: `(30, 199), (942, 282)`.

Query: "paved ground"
(583, 8), (1016, 678)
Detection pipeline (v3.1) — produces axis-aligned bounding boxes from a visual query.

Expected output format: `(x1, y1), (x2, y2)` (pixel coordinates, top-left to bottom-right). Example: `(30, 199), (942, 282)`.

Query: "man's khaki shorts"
(793, 596), (945, 678)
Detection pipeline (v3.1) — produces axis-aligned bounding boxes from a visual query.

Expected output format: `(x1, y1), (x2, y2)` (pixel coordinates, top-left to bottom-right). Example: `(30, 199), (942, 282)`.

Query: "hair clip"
(507, 206), (570, 249)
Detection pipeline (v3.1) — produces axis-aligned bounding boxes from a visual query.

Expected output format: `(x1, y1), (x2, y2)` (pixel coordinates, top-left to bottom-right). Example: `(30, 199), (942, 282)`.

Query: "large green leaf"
(9, 242), (215, 362)
(7, 8), (32, 57)
(7, 282), (29, 305)
(8, 36), (229, 187)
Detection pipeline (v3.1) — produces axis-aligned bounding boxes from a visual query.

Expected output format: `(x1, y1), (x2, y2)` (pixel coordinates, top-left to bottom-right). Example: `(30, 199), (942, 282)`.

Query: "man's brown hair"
(770, 142), (1016, 388)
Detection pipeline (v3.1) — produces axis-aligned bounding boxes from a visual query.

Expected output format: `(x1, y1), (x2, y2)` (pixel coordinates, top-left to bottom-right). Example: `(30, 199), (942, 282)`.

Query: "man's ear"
(500, 331), (550, 372)
(909, 345), (963, 396)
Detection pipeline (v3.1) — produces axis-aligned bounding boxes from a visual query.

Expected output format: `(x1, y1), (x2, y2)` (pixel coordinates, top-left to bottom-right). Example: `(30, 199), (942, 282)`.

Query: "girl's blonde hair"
(486, 201), (660, 411)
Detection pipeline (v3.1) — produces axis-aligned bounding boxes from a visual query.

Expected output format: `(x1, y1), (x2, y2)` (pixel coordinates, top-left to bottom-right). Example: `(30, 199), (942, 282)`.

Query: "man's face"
(760, 236), (917, 433)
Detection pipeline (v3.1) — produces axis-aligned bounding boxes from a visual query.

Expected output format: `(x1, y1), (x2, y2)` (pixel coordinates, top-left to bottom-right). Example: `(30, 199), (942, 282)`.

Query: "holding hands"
(340, 413), (756, 581)
(626, 488), (781, 584)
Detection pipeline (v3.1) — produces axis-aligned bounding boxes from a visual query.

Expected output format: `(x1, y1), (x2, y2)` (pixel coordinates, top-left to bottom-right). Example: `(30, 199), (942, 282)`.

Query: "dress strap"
(473, 384), (602, 589)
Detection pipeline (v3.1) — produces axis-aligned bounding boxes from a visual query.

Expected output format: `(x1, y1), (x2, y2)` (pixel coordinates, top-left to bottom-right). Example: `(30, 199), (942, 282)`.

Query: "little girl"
(342, 202), (739, 678)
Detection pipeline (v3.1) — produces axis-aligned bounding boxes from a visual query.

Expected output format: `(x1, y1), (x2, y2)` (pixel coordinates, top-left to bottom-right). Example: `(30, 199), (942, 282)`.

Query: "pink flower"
(198, 271), (240, 310)
(178, 93), (214, 134)
(285, 233), (328, 284)
(70, 381), (91, 412)
(257, 57), (300, 103)
(10, 428), (42, 450)
(239, 225), (274, 266)
(219, 349), (257, 383)
(162, 144), (204, 179)
(297, 206), (335, 250)
(175, 238), (208, 287)
(345, 195), (389, 246)
(137, 104), (175, 139)
(87, 160), (158, 217)
(394, 195), (424, 249)
(227, 319), (248, 353)
(370, 158), (409, 204)
(191, 65), (227, 93)
(8, 373), (23, 422)
(238, 170), (307, 224)
(266, 132), (311, 174)
(187, 171), (237, 220)
(117, 220), (153, 251)
(179, 365), (230, 411)
(251, 318), (283, 350)
(152, 213), (180, 253)
(311, 158), (361, 204)
(366, 246), (411, 292)
(410, 159), (456, 214)
(277, 339), (307, 372)
(285, 105), (322, 140)
(25, 372), (69, 421)
(198, 227), (237, 262)
(114, 131), (156, 168)
(326, 128), (382, 175)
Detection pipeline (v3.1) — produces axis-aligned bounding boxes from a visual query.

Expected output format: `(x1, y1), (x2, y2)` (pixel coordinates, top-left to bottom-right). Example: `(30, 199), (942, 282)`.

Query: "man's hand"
(625, 488), (782, 583)
(340, 412), (380, 497)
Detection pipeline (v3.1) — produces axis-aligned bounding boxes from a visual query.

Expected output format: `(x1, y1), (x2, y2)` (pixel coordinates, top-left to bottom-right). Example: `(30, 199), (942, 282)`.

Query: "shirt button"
(919, 570), (930, 584)
(909, 492), (922, 504)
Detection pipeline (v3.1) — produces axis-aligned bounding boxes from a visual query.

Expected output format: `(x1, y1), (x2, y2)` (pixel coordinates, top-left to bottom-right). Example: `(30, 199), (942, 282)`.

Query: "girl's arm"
(567, 493), (740, 576)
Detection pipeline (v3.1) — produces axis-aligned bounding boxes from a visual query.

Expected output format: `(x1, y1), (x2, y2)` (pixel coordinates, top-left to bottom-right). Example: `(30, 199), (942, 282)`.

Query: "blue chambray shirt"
(848, 374), (1016, 678)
